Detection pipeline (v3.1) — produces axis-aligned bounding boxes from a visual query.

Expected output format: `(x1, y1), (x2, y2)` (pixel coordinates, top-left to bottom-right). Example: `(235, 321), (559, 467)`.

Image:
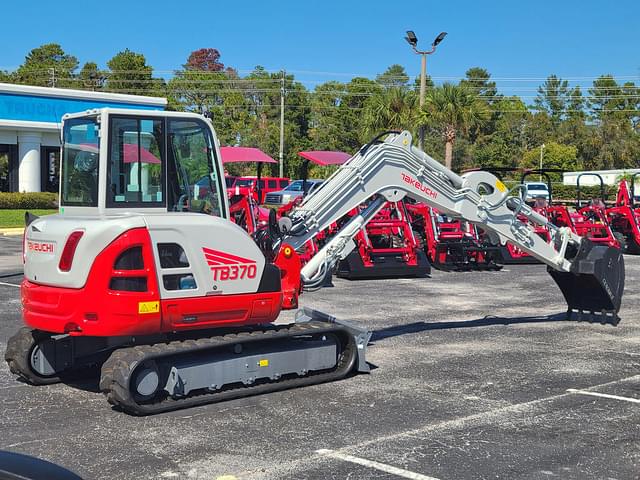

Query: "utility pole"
(405, 31), (447, 150)
(279, 70), (286, 178)
(539, 143), (546, 181)
(48, 68), (56, 88)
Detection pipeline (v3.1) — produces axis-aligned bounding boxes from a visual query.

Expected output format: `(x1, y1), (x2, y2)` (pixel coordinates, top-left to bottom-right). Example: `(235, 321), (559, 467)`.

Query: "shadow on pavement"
(371, 313), (570, 342)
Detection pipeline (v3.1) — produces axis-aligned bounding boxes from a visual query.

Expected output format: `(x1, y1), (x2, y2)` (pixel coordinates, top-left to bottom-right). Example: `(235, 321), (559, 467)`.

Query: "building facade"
(0, 83), (166, 193)
(563, 169), (640, 186)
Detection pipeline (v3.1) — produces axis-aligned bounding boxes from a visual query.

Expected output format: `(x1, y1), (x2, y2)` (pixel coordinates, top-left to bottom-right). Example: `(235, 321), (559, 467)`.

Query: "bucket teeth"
(548, 239), (624, 325)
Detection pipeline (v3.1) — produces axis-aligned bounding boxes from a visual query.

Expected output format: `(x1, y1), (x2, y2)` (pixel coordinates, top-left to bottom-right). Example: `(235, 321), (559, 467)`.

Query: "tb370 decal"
(203, 247), (257, 281)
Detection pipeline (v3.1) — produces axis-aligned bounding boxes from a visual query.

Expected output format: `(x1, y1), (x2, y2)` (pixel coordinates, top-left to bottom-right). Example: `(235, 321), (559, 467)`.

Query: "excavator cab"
(60, 109), (228, 217)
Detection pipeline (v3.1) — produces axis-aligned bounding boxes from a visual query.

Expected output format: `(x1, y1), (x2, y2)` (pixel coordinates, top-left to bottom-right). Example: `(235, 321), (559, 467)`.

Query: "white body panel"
(24, 212), (265, 296)
(145, 213), (266, 297)
(24, 214), (146, 288)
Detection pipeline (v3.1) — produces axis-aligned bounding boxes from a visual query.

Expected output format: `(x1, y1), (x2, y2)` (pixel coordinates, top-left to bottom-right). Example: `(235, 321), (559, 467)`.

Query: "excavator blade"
(547, 239), (624, 325)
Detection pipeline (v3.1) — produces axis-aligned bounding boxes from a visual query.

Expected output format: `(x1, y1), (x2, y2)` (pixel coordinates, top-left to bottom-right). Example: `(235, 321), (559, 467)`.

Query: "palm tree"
(421, 83), (489, 170)
(361, 87), (418, 140)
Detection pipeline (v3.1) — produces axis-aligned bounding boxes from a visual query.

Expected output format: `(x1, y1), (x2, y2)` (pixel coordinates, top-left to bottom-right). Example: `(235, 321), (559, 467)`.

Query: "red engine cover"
(22, 228), (283, 336)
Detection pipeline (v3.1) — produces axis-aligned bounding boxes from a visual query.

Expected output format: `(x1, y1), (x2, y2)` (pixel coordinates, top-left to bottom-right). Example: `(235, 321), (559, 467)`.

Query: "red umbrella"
(122, 143), (161, 164)
(79, 143), (161, 164)
(298, 151), (351, 166)
(220, 146), (277, 164)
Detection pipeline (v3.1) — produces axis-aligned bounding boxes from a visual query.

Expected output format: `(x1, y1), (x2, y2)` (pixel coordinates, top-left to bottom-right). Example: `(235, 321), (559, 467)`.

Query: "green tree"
(230, 67), (311, 178)
(567, 86), (586, 121)
(420, 83), (489, 170)
(309, 77), (380, 153)
(521, 141), (578, 173)
(621, 81), (639, 130)
(106, 49), (160, 95)
(589, 75), (622, 122)
(534, 75), (569, 126)
(473, 97), (530, 170)
(15, 43), (78, 87)
(375, 64), (409, 87)
(78, 62), (106, 91)
(460, 67), (500, 141)
(361, 87), (418, 138)
(0, 70), (14, 82)
(460, 67), (498, 104)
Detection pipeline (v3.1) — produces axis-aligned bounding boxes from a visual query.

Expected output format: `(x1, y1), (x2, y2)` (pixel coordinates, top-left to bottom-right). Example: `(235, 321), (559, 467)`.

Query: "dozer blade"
(548, 239), (624, 325)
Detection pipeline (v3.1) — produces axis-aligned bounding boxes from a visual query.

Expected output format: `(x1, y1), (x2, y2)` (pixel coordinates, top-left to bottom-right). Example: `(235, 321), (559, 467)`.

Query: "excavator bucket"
(547, 239), (624, 325)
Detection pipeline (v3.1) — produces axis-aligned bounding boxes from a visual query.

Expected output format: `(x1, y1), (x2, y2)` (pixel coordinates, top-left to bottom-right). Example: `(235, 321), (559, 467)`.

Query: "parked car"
(264, 179), (325, 206)
(226, 176), (289, 203)
(523, 182), (550, 201)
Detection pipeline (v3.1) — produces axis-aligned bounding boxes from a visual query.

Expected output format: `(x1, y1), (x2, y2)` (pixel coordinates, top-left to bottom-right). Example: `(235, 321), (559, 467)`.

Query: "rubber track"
(99, 321), (358, 416)
(5, 327), (61, 385)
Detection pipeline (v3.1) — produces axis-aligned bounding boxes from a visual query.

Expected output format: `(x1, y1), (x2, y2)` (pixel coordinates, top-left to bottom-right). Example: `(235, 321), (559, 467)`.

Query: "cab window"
(108, 117), (164, 206)
(61, 117), (100, 206)
(167, 119), (224, 217)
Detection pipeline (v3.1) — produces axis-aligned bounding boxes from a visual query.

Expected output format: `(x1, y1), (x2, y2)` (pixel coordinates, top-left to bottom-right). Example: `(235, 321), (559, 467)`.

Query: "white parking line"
(0, 281), (19, 288)
(566, 389), (640, 404)
(316, 449), (440, 480)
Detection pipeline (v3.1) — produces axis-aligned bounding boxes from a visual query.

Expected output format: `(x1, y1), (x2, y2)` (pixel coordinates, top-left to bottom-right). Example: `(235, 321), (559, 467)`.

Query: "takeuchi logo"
(401, 173), (438, 199)
(202, 247), (257, 281)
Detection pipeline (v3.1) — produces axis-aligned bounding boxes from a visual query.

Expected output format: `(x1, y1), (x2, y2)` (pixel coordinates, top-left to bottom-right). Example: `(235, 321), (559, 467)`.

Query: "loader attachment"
(548, 239), (624, 324)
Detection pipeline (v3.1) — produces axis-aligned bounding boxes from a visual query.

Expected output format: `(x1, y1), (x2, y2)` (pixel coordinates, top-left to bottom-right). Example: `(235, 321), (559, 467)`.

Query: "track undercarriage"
(5, 309), (370, 415)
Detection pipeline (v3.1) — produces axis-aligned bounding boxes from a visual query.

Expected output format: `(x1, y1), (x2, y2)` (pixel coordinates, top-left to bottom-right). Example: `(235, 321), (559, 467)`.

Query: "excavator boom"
(284, 131), (624, 322)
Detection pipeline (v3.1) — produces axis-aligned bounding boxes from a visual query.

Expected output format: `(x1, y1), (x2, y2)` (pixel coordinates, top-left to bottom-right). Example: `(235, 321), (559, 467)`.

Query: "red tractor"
(336, 200), (430, 278)
(571, 173), (621, 249)
(606, 173), (640, 253)
(500, 170), (619, 262)
(406, 202), (502, 271)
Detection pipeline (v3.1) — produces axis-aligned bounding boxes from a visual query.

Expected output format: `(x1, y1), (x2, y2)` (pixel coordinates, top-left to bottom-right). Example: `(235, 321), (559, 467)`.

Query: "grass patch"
(0, 209), (57, 228)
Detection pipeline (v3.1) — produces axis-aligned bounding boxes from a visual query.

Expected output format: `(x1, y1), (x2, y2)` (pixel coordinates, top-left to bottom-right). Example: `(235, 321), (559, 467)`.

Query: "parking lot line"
(566, 389), (640, 404)
(323, 374), (640, 457)
(0, 281), (19, 288)
(316, 449), (440, 480)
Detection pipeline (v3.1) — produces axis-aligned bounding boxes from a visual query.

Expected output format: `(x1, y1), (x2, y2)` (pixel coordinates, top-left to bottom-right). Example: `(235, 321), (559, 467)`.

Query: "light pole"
(279, 70), (286, 178)
(539, 143), (546, 181)
(405, 30), (447, 150)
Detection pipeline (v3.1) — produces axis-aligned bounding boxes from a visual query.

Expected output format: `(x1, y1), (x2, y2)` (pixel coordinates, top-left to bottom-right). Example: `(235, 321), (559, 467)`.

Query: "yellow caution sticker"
(259, 359), (269, 367)
(138, 301), (160, 314)
(495, 180), (507, 193)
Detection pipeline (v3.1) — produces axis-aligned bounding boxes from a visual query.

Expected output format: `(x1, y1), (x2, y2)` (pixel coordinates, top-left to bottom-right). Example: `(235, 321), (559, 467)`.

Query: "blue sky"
(2, 0), (639, 94)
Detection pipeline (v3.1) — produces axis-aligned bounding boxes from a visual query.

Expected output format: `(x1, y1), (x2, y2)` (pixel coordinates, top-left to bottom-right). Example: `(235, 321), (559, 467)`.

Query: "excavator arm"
(282, 131), (624, 322)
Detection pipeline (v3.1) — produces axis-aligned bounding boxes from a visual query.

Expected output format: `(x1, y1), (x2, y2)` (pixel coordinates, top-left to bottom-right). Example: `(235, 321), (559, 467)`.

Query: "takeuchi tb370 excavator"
(5, 109), (625, 415)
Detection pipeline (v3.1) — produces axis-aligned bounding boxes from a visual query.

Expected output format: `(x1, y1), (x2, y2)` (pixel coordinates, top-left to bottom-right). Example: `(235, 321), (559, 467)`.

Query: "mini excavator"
(5, 111), (625, 415)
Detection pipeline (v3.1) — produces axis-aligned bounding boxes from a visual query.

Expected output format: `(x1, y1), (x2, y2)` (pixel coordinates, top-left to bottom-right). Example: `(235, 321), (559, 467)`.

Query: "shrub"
(0, 192), (58, 209)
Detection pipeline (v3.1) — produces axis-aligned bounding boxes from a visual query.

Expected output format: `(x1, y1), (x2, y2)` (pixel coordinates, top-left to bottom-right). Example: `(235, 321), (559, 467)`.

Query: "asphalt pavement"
(0, 235), (638, 480)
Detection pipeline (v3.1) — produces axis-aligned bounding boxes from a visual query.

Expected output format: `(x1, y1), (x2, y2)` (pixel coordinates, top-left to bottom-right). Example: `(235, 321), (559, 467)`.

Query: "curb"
(0, 228), (24, 236)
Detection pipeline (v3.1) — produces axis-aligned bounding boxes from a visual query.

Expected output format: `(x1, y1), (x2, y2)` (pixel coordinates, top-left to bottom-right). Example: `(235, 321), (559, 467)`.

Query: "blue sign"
(0, 92), (163, 123)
